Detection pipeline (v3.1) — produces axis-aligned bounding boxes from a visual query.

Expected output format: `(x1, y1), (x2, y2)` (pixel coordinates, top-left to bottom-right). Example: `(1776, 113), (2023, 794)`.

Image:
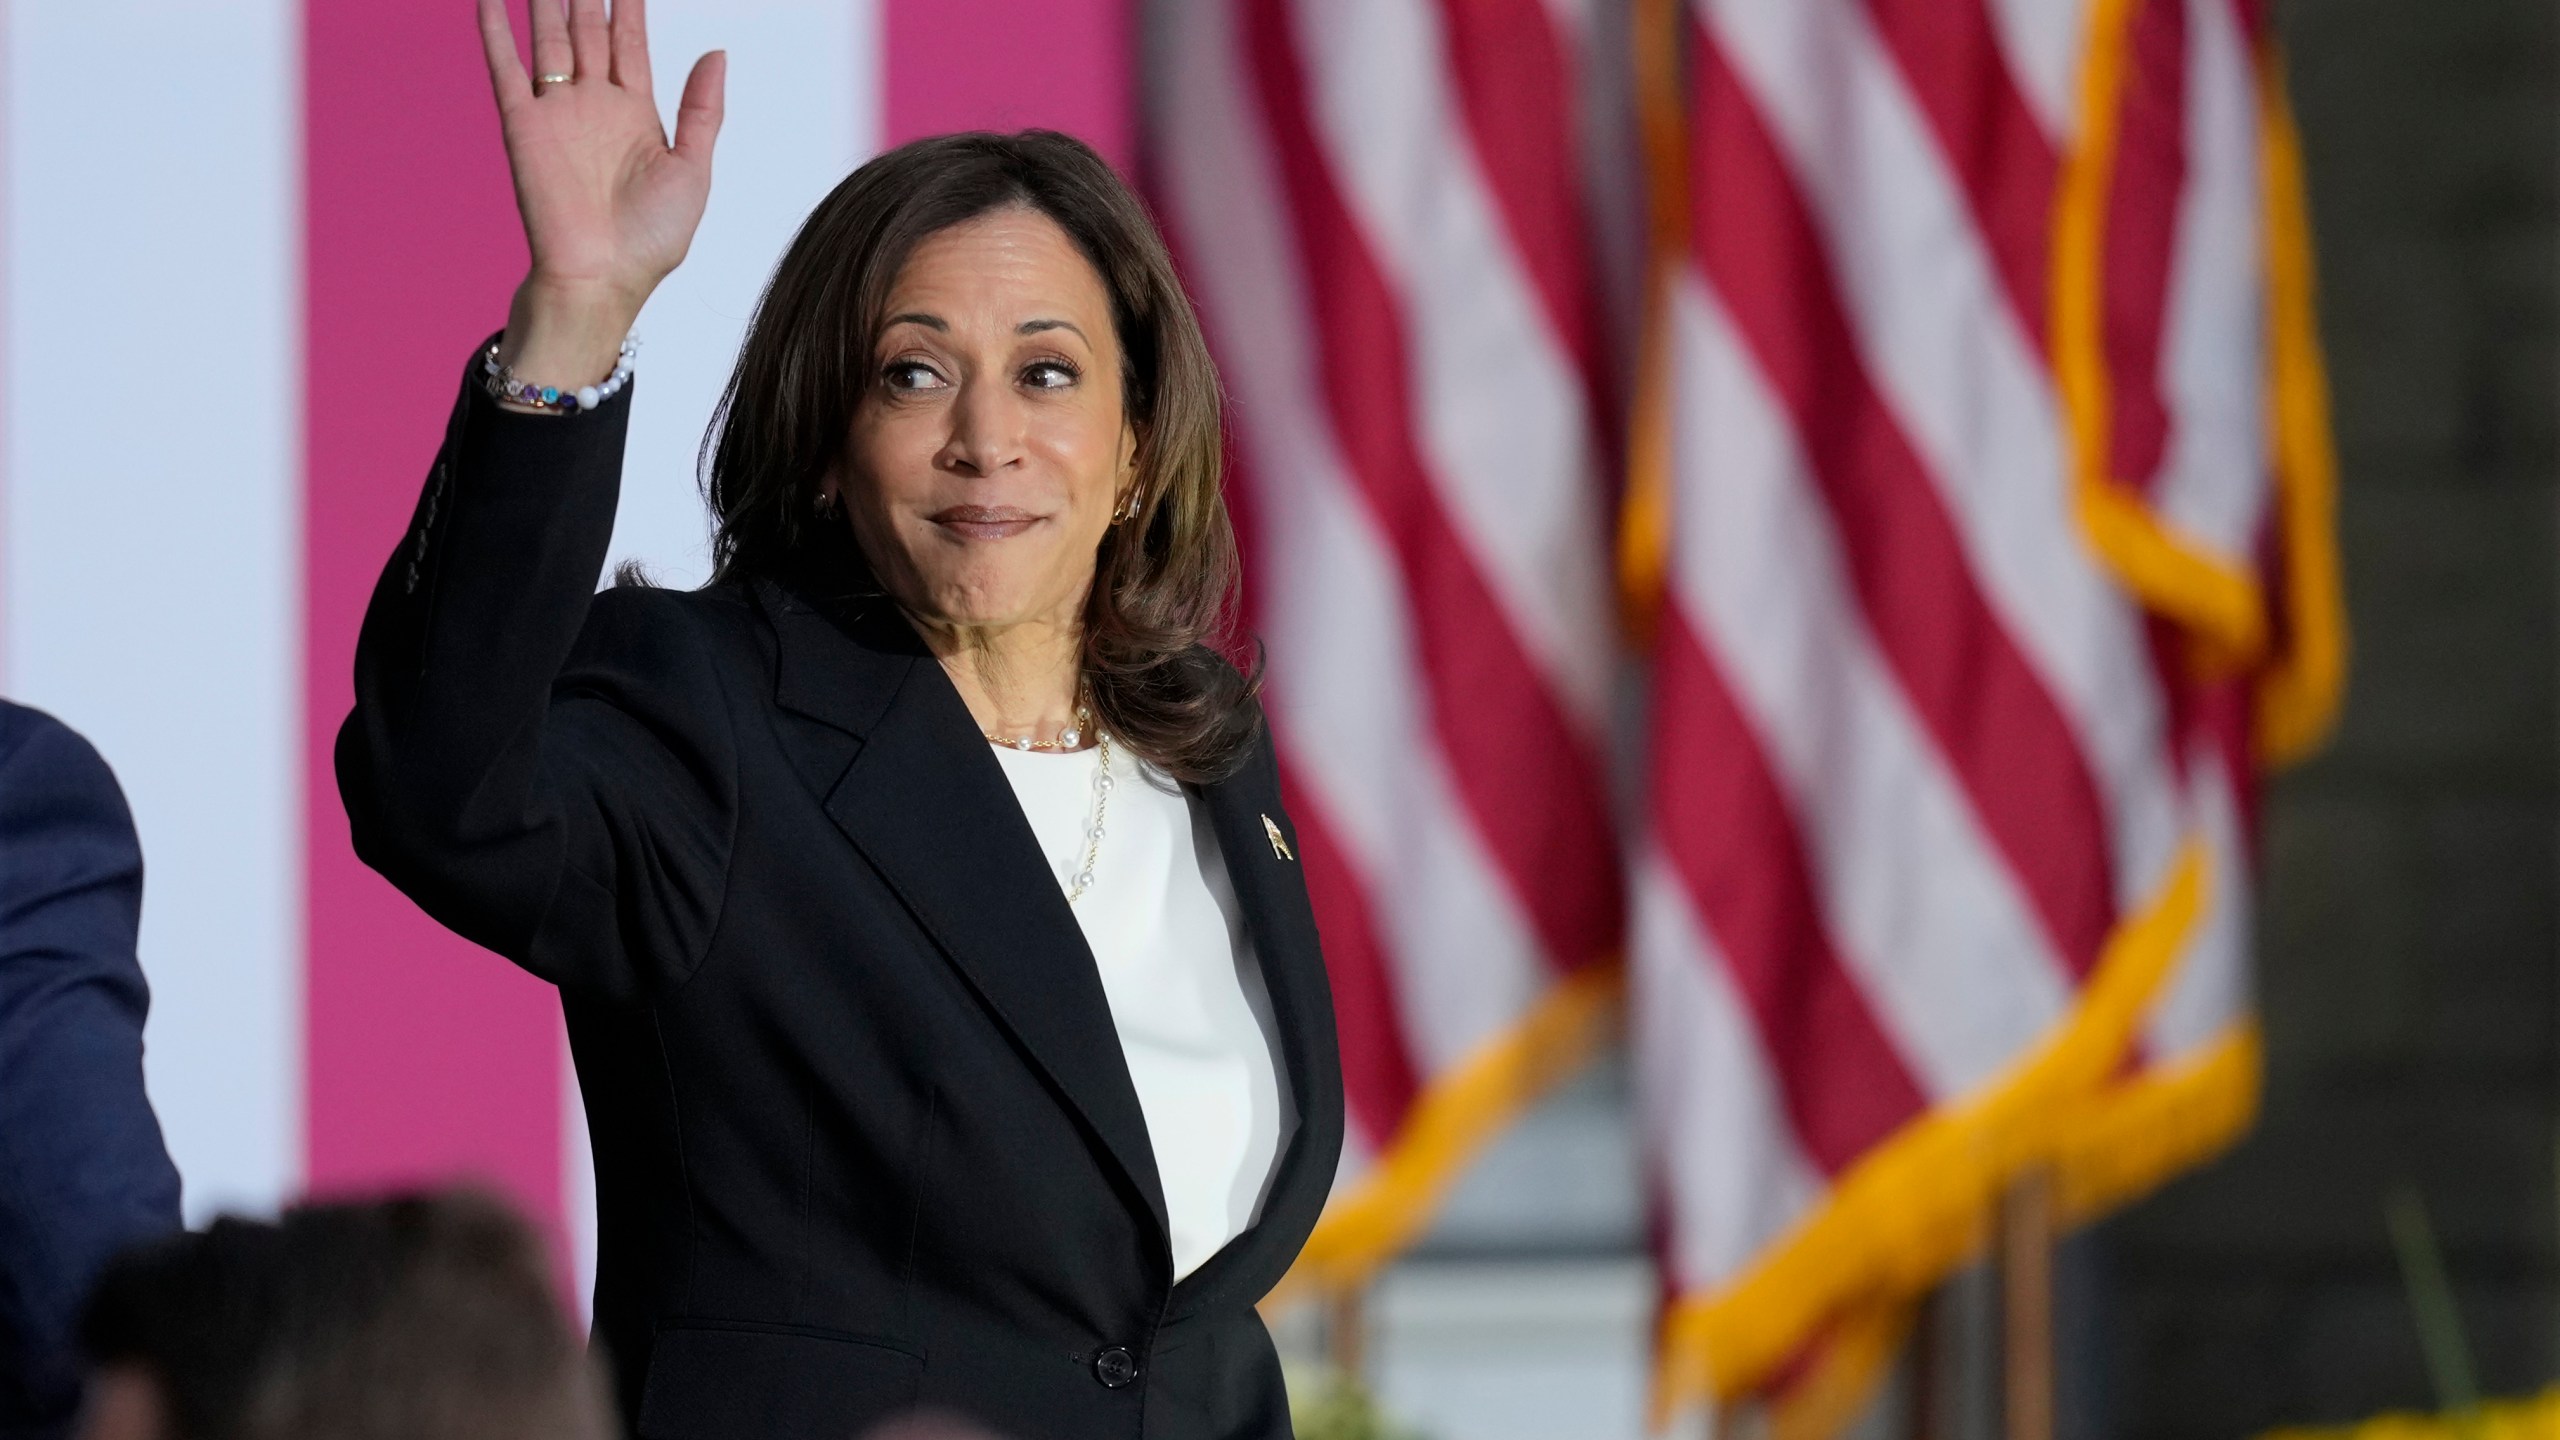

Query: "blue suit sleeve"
(0, 702), (182, 1436)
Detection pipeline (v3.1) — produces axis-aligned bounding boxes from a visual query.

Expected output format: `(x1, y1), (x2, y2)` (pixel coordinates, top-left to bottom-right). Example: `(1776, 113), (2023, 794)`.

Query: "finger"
(477, 0), (534, 110)
(670, 50), (726, 163)
(528, 0), (573, 89)
(568, 0), (610, 82)
(608, 0), (651, 91)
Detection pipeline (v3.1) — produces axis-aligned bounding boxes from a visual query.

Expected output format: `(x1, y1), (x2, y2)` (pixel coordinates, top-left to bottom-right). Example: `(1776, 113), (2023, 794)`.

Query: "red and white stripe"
(0, 0), (1133, 1299)
(1149, 0), (1623, 1226)
(1638, 0), (2273, 1406)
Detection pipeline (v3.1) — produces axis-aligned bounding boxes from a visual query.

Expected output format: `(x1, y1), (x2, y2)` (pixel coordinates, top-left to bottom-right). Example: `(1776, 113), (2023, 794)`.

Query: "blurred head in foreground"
(74, 1189), (610, 1440)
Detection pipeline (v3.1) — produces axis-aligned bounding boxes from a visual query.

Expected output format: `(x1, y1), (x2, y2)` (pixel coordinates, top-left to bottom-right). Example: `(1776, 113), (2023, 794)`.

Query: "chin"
(915, 576), (1065, 632)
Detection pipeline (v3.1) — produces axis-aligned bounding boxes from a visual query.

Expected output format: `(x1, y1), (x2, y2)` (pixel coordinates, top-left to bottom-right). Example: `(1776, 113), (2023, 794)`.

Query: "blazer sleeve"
(335, 345), (738, 1001)
(0, 703), (181, 1436)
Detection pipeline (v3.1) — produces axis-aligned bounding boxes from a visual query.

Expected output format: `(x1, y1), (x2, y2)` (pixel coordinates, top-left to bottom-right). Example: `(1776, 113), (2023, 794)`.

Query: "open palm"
(479, 0), (724, 329)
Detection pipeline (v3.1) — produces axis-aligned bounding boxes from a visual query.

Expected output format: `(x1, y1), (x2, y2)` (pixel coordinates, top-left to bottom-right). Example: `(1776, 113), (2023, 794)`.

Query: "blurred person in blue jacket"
(0, 700), (181, 1437)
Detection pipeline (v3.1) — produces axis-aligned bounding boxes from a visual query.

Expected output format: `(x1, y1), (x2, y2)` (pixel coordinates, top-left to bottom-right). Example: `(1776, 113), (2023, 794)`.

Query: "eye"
(1021, 359), (1080, 390)
(882, 359), (947, 392)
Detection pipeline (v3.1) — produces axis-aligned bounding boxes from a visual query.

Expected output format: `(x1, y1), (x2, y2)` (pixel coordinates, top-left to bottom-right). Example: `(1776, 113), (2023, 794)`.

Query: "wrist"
(498, 274), (648, 387)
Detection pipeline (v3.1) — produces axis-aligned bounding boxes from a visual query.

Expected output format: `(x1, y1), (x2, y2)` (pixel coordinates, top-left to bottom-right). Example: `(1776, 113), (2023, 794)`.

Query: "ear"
(1111, 423), (1142, 519)
(812, 458), (847, 517)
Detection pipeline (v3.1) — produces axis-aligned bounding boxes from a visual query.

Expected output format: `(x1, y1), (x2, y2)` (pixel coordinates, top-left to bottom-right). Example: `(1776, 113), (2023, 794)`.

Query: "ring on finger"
(536, 72), (574, 88)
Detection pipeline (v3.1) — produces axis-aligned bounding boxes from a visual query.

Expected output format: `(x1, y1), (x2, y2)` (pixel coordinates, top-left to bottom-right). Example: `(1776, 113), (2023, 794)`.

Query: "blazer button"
(1092, 1346), (1139, 1389)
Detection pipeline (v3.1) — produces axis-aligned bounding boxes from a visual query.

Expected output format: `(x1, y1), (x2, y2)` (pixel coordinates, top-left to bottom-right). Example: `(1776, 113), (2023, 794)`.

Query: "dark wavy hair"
(700, 130), (1258, 783)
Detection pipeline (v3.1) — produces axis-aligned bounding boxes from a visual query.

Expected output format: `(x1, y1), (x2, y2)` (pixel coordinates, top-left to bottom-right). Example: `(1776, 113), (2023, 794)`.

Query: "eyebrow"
(881, 312), (1089, 345)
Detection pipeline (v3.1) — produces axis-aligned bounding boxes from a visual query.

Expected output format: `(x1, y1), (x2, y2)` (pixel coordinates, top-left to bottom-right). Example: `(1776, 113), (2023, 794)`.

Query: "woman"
(335, 2), (1342, 1437)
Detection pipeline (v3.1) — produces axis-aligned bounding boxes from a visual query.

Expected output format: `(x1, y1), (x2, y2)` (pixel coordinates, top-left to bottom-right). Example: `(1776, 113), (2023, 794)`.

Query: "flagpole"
(1324, 1283), (1367, 1383)
(2000, 1169), (2057, 1440)
(1906, 1287), (1941, 1440)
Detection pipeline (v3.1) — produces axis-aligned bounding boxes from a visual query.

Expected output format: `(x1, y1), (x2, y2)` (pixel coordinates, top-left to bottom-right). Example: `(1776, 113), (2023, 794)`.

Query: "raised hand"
(478, 0), (724, 388)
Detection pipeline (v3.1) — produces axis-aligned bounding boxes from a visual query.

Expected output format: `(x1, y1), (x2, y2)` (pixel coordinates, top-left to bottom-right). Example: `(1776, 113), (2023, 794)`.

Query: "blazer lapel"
(755, 583), (1172, 1248)
(1168, 741), (1346, 1315)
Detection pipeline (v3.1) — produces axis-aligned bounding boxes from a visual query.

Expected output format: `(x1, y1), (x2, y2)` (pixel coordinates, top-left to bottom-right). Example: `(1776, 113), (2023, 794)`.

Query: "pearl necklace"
(985, 706), (1113, 905)
(986, 704), (1091, 752)
(1063, 731), (1113, 904)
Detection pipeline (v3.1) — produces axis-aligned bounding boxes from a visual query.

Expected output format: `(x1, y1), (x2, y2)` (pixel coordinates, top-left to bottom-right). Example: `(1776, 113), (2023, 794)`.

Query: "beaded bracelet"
(481, 335), (638, 415)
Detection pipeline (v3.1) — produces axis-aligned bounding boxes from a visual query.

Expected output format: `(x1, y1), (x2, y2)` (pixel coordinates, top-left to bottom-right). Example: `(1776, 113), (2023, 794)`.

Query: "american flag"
(1148, 0), (1636, 1291)
(1630, 0), (2341, 1423)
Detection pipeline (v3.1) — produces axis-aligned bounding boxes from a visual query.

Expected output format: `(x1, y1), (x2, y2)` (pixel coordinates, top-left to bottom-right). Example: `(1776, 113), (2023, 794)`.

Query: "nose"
(937, 372), (1028, 479)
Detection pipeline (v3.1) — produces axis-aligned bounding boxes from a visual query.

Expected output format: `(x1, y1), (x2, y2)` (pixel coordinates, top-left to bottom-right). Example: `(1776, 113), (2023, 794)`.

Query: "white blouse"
(990, 739), (1293, 1280)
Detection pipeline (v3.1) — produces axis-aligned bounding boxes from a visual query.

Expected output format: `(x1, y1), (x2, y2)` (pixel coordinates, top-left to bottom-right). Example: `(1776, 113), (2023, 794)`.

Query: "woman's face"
(833, 206), (1136, 635)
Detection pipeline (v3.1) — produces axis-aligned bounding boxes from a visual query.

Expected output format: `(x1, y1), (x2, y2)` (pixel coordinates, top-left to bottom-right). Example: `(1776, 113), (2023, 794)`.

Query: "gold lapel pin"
(1261, 814), (1295, 861)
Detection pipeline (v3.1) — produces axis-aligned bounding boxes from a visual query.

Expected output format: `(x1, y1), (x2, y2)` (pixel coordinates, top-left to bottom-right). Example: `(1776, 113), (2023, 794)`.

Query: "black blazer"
(336, 351), (1343, 1440)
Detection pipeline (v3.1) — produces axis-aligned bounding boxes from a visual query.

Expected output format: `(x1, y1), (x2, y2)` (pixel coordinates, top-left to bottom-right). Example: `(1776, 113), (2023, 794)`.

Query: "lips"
(928, 504), (1042, 540)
